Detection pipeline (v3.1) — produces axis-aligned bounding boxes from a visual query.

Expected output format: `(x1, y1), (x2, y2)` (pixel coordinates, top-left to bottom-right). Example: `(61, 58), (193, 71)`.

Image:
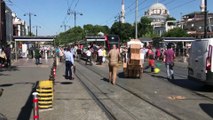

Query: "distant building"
(144, 2), (175, 36)
(5, 6), (13, 44)
(13, 13), (27, 36)
(182, 12), (213, 38)
(0, 0), (6, 46)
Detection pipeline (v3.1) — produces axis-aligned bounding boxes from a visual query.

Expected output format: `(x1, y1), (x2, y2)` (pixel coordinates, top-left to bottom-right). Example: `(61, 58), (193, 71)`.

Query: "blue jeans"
(65, 61), (73, 78)
(35, 57), (40, 65)
(165, 63), (174, 79)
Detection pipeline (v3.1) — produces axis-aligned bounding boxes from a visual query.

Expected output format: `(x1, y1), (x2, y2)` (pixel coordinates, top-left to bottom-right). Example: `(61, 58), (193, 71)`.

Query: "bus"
(105, 35), (120, 51)
(85, 35), (120, 51)
(82, 35), (120, 61)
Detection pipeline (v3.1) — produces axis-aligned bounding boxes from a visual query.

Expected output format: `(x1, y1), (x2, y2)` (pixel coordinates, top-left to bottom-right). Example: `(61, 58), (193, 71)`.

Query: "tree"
(55, 26), (84, 45)
(162, 27), (189, 37)
(83, 24), (110, 36)
(111, 22), (134, 43)
(166, 16), (176, 21)
(138, 16), (153, 37)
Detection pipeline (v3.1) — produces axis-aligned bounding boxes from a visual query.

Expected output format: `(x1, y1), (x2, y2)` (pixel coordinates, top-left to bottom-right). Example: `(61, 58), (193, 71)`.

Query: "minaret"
(200, 0), (205, 12)
(120, 0), (125, 23)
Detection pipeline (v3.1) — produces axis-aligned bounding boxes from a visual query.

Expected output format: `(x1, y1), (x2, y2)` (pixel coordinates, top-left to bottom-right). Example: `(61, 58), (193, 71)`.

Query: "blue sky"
(6, 0), (213, 36)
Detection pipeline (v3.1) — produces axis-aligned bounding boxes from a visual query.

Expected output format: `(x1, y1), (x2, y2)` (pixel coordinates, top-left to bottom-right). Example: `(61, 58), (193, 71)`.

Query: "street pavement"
(1, 58), (213, 120)
(0, 58), (53, 120)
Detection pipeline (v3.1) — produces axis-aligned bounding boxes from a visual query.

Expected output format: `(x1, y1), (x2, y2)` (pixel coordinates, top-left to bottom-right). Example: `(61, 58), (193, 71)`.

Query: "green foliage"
(55, 26), (84, 45)
(111, 22), (134, 43)
(152, 37), (163, 48)
(83, 24), (110, 36)
(162, 27), (189, 37)
(138, 17), (153, 37)
(166, 16), (176, 21)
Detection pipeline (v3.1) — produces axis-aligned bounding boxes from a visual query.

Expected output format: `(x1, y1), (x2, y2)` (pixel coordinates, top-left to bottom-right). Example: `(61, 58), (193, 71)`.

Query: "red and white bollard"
(32, 92), (39, 120)
(53, 67), (56, 78)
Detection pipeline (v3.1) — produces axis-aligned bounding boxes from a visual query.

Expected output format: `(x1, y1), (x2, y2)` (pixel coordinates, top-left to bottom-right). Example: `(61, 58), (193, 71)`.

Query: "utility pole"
(0, 0), (6, 46)
(204, 0), (207, 38)
(33, 25), (41, 36)
(24, 12), (36, 36)
(60, 24), (69, 32)
(115, 14), (122, 40)
(135, 0), (138, 39)
(67, 9), (83, 27)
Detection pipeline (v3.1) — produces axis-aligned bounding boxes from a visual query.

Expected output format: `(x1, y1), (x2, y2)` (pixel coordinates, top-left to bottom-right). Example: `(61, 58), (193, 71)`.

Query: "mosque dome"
(145, 3), (169, 16)
(149, 3), (167, 10)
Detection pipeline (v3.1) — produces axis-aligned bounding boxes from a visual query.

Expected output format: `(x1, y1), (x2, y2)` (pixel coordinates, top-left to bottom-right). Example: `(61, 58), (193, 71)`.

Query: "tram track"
(75, 61), (180, 120)
(75, 67), (140, 120)
(75, 68), (117, 120)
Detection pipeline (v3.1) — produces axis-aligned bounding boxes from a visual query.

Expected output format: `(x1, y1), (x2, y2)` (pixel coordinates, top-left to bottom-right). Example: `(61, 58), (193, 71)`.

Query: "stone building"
(144, 2), (173, 36)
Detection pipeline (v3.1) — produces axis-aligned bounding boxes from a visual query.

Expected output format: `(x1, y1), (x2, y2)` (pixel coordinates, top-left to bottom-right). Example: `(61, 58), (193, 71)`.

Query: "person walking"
(97, 46), (103, 65)
(0, 48), (7, 67)
(64, 47), (75, 80)
(102, 47), (107, 63)
(4, 45), (11, 67)
(108, 44), (120, 85)
(34, 47), (41, 65)
(144, 46), (155, 72)
(85, 48), (92, 65)
(164, 44), (175, 80)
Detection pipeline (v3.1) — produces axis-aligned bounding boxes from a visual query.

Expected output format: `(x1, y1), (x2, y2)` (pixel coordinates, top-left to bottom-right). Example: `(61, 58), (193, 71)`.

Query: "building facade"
(13, 13), (27, 37)
(5, 6), (13, 44)
(182, 12), (213, 38)
(144, 2), (171, 36)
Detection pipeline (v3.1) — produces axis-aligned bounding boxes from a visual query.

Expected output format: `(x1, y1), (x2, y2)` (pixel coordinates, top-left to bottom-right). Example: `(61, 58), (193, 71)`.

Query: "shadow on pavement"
(151, 74), (168, 80)
(55, 81), (73, 85)
(17, 81), (38, 120)
(101, 77), (109, 83)
(200, 103), (213, 119)
(167, 78), (213, 92)
(150, 74), (213, 92)
(0, 66), (19, 76)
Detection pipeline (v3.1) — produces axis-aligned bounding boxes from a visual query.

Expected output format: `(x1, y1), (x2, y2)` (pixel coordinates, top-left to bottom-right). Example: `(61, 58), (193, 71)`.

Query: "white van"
(188, 38), (213, 85)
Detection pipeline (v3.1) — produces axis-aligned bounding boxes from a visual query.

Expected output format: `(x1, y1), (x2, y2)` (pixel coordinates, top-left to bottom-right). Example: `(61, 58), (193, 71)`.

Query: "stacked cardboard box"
(124, 43), (141, 78)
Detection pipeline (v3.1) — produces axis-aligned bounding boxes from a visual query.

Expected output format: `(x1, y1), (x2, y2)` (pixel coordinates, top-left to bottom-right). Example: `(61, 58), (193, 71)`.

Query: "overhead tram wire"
(59, 0), (77, 31)
(73, 0), (80, 10)
(101, 0), (143, 26)
(126, 0), (194, 19)
(169, 0), (197, 10)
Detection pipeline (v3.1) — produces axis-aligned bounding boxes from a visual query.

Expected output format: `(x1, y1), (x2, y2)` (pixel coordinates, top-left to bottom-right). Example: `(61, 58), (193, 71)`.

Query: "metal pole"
(74, 11), (76, 27)
(135, 0), (138, 39)
(35, 26), (38, 36)
(29, 13), (32, 36)
(32, 92), (39, 120)
(15, 41), (17, 61)
(204, 0), (207, 38)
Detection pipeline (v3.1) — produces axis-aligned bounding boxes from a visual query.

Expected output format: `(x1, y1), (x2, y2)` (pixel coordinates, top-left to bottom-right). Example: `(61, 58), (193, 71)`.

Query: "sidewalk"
(0, 58), (54, 120)
(39, 62), (108, 120)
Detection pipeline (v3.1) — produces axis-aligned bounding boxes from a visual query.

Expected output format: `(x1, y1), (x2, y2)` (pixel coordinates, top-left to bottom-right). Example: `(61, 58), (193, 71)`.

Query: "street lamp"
(67, 9), (83, 27)
(33, 25), (41, 36)
(24, 12), (36, 36)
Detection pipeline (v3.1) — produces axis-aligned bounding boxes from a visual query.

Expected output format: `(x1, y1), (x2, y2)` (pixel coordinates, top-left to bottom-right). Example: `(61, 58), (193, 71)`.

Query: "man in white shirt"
(85, 48), (92, 65)
(97, 47), (103, 65)
(64, 47), (75, 80)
